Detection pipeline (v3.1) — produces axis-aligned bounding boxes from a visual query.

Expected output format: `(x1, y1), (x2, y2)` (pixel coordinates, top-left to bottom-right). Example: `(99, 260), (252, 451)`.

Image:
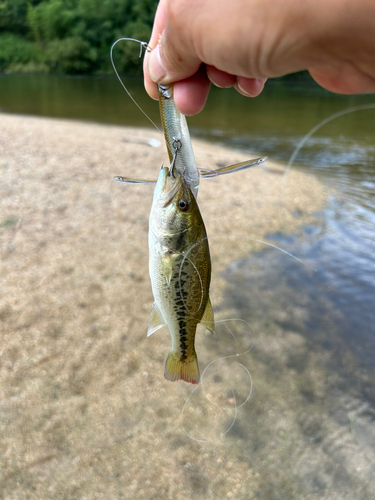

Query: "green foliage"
(45, 36), (98, 73)
(0, 0), (33, 34)
(0, 0), (158, 74)
(28, 0), (76, 42)
(0, 33), (43, 70)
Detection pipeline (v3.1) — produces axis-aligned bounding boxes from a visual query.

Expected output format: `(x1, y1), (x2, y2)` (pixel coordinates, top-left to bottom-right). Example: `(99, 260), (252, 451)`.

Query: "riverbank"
(0, 113), (331, 499)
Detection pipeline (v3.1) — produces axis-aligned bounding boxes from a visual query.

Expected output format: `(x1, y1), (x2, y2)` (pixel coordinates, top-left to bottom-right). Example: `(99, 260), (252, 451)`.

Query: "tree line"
(0, 0), (158, 74)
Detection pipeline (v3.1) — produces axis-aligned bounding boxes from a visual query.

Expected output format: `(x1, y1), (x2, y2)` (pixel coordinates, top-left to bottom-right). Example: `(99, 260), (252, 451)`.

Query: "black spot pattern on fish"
(174, 276), (187, 291)
(179, 327), (188, 361)
(175, 272), (190, 361)
(162, 253), (200, 362)
(178, 319), (187, 329)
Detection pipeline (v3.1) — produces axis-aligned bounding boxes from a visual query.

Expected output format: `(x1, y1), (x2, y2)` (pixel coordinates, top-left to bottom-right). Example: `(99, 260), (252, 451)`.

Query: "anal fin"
(147, 302), (166, 337)
(199, 297), (215, 334)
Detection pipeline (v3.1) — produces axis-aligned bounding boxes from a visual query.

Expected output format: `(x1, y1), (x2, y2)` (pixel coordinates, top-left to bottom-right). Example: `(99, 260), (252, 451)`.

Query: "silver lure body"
(158, 84), (200, 198)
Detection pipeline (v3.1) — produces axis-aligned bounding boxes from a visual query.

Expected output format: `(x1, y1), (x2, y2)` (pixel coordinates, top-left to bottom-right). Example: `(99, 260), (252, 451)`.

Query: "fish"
(147, 165), (214, 384)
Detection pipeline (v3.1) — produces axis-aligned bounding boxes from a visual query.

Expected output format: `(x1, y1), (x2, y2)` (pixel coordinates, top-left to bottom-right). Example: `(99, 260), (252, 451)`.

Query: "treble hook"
(169, 138), (182, 178)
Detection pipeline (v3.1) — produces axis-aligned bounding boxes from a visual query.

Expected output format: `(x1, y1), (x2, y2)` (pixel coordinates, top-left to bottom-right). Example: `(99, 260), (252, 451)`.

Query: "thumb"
(147, 31), (202, 85)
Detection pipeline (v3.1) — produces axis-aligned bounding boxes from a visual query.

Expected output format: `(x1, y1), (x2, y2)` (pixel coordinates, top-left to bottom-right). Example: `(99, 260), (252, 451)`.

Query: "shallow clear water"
(1, 73), (374, 498)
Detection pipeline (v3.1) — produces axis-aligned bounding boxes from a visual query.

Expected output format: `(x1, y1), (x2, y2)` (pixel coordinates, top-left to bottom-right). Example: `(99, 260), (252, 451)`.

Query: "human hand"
(144, 0), (375, 115)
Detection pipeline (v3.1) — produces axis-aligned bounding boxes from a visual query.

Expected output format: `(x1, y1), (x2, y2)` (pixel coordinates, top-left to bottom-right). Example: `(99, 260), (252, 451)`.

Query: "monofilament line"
(110, 38), (162, 133)
(283, 103), (375, 189)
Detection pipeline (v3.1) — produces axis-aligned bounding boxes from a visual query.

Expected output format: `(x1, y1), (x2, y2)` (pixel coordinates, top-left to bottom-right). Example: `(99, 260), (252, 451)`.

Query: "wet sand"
(0, 113), (348, 499)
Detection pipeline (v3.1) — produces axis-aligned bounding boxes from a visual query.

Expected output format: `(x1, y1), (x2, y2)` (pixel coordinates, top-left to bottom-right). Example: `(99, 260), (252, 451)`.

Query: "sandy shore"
(0, 113), (332, 499)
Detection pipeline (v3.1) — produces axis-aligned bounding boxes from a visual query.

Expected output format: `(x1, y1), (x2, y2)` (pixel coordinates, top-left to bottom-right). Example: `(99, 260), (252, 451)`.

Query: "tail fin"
(164, 351), (200, 385)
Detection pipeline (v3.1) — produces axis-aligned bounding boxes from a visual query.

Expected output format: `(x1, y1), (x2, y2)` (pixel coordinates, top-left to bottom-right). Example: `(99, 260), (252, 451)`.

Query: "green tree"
(0, 0), (158, 74)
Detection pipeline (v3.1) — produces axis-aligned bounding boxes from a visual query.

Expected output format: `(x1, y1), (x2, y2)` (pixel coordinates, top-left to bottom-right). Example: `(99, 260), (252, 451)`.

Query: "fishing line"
(177, 230), (314, 345)
(186, 102), (375, 443)
(112, 40), (332, 437)
(178, 258), (255, 442)
(181, 375), (238, 443)
(177, 250), (205, 315)
(282, 103), (375, 201)
(279, 102), (375, 259)
(181, 233), (315, 292)
(179, 229), (313, 442)
(110, 38), (162, 134)
(200, 319), (254, 410)
(181, 318), (254, 442)
(205, 315), (255, 365)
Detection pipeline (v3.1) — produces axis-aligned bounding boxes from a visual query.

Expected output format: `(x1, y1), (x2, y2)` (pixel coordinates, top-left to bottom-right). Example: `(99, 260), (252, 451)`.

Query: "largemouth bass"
(147, 166), (214, 384)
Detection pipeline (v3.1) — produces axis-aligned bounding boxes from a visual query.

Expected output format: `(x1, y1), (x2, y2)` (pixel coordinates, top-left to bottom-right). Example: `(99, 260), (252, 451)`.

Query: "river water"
(1, 74), (374, 498)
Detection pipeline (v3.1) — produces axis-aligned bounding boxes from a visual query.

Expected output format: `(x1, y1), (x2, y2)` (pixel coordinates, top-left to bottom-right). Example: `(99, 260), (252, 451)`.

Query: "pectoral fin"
(199, 297), (215, 334)
(161, 255), (173, 286)
(147, 302), (166, 337)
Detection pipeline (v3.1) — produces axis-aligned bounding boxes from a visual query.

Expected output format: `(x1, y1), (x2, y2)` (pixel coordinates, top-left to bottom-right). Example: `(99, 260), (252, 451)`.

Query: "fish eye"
(178, 198), (189, 212)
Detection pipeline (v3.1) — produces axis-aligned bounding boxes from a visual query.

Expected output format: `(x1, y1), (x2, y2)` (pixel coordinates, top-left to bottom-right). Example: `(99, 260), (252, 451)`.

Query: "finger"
(206, 65), (236, 88)
(143, 0), (168, 100)
(146, 1), (202, 86)
(309, 65), (375, 94)
(235, 77), (267, 97)
(144, 58), (159, 100)
(173, 66), (211, 116)
(148, 0), (168, 49)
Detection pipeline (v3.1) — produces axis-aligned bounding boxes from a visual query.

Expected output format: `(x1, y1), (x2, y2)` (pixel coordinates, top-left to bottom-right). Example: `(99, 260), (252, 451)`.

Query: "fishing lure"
(114, 82), (267, 188)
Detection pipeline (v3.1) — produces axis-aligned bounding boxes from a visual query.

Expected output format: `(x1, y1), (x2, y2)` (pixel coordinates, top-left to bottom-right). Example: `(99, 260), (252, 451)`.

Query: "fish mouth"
(160, 170), (183, 208)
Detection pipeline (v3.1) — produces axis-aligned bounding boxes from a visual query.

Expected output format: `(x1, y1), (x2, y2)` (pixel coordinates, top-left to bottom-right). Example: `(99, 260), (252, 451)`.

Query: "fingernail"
(237, 78), (265, 97)
(207, 73), (228, 89)
(147, 44), (166, 83)
(236, 82), (252, 97)
(207, 73), (225, 89)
